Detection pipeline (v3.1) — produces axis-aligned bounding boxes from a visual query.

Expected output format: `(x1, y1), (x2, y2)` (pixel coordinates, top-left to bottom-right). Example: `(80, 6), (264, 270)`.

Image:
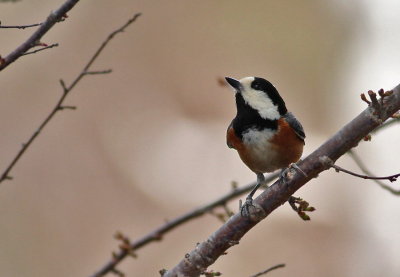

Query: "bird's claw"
(239, 197), (255, 217)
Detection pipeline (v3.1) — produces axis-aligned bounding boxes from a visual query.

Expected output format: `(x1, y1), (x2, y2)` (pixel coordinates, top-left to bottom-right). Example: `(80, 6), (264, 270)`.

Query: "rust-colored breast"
(226, 126), (244, 150)
(227, 119), (304, 174)
(227, 126), (260, 172)
(269, 118), (304, 167)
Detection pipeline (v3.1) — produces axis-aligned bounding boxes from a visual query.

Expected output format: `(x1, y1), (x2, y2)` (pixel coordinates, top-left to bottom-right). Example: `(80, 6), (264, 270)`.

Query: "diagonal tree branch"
(0, 0), (79, 71)
(163, 85), (400, 277)
(89, 174), (279, 277)
(0, 13), (142, 184)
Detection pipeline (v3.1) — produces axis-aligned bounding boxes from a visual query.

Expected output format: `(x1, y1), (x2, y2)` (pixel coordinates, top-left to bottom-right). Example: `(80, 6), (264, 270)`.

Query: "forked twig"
(0, 13), (142, 184)
(331, 164), (400, 182)
(0, 0), (76, 70)
(348, 150), (400, 195)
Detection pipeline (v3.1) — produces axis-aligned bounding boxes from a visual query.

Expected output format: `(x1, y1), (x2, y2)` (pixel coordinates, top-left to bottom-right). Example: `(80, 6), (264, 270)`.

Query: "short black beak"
(225, 77), (242, 91)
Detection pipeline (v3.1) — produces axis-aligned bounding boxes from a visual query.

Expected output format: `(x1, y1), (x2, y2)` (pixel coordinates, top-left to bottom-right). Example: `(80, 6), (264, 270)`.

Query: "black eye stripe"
(250, 77), (287, 115)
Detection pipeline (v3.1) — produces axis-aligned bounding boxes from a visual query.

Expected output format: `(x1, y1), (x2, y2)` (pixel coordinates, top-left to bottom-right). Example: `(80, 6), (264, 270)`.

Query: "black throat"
(232, 93), (279, 139)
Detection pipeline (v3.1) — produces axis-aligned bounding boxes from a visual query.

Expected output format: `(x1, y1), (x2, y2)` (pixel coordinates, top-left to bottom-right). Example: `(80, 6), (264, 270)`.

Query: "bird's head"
(225, 76), (287, 120)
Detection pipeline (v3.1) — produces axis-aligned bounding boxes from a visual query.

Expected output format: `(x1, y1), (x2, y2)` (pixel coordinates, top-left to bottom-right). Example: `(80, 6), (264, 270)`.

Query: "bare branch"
(249, 264), (285, 277)
(330, 163), (400, 182)
(348, 150), (400, 195)
(0, 0), (21, 3)
(0, 13), (142, 184)
(83, 69), (113, 75)
(0, 22), (42, 29)
(162, 85), (400, 277)
(0, 0), (77, 71)
(89, 173), (278, 277)
(22, 43), (59, 56)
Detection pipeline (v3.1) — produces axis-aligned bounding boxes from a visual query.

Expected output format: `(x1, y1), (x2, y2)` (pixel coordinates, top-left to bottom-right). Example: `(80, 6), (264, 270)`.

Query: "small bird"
(225, 76), (305, 216)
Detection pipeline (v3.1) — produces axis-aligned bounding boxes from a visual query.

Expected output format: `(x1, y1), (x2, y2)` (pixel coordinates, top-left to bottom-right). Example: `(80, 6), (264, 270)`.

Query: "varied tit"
(225, 76), (305, 216)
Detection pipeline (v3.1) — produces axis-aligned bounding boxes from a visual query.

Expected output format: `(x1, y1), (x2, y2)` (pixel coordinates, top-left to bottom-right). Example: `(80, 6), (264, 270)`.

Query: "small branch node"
(114, 231), (137, 257)
(249, 264), (286, 277)
(114, 231), (131, 244)
(363, 88), (395, 122)
(0, 174), (13, 182)
(58, 105), (77, 111)
(33, 41), (48, 47)
(230, 180), (238, 190)
(201, 269), (222, 276)
(360, 93), (370, 104)
(111, 251), (118, 261)
(363, 134), (372, 141)
(368, 90), (379, 106)
(59, 79), (68, 93)
(288, 197), (315, 221)
(110, 268), (125, 277)
(22, 43), (59, 56)
(83, 69), (112, 75)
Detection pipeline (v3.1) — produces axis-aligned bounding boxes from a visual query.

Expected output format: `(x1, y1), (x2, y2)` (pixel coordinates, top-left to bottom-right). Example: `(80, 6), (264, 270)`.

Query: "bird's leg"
(240, 173), (266, 217)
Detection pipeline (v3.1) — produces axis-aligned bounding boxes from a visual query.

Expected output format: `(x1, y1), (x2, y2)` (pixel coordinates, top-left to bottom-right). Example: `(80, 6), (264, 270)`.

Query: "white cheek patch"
(240, 88), (280, 120)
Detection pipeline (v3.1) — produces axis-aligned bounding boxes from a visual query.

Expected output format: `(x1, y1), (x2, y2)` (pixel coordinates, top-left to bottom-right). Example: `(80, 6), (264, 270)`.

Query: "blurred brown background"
(0, 1), (399, 276)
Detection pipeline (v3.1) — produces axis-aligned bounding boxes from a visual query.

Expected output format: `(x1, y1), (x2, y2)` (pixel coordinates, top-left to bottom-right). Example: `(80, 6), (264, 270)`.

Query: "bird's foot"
(239, 173), (268, 219)
(239, 196), (266, 220)
(279, 163), (307, 185)
(239, 196), (255, 217)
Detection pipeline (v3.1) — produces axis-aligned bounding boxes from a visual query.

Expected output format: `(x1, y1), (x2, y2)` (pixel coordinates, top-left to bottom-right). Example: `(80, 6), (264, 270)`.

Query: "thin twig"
(0, 0), (21, 3)
(348, 150), (400, 195)
(249, 264), (285, 277)
(22, 43), (59, 56)
(0, 22), (42, 29)
(0, 13), (142, 184)
(89, 173), (279, 277)
(84, 70), (112, 75)
(331, 164), (400, 182)
(0, 0), (77, 71)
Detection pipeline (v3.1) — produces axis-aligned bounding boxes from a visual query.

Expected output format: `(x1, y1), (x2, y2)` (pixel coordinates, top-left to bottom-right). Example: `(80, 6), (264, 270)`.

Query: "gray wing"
(284, 112), (305, 142)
